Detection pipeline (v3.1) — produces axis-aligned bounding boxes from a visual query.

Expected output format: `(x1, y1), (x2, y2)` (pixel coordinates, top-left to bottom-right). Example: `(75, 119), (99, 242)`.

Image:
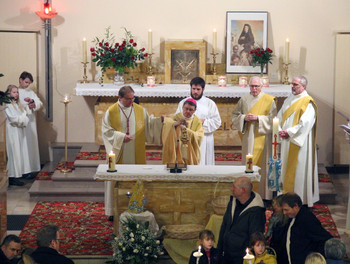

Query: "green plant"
(0, 74), (13, 105)
(91, 27), (148, 73)
(106, 217), (163, 264)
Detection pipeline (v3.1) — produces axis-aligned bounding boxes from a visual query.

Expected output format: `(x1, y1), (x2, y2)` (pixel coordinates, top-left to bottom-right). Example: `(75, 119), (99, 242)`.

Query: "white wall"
(1, 0), (350, 164)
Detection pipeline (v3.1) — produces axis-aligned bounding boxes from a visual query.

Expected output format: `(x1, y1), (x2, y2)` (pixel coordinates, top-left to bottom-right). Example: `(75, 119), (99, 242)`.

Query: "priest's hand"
(244, 113), (258, 121)
(123, 135), (133, 142)
(279, 130), (290, 139)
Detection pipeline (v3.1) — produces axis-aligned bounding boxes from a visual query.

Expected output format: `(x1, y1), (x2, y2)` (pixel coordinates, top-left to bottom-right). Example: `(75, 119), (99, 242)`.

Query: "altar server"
(5, 85), (31, 186)
(277, 76), (318, 207)
(176, 77), (221, 165)
(102, 85), (162, 216)
(232, 76), (276, 199)
(18, 71), (42, 177)
(162, 98), (204, 165)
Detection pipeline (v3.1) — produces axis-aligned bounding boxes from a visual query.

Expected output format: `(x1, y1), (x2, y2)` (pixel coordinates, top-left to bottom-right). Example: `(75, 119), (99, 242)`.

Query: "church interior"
(1, 0), (350, 263)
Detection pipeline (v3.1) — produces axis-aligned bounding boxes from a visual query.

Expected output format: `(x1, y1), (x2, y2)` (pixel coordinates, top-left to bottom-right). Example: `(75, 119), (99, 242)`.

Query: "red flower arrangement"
(250, 47), (274, 73)
(91, 27), (148, 73)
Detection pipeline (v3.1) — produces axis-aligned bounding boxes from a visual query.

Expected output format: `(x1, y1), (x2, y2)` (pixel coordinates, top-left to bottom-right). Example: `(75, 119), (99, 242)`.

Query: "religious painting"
(165, 40), (206, 84)
(226, 11), (268, 74)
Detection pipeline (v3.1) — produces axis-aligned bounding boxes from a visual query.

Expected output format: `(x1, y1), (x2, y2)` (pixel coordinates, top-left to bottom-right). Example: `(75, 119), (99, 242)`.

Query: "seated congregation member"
(102, 85), (163, 217)
(243, 232), (276, 264)
(31, 225), (74, 264)
(324, 238), (347, 264)
(5, 85), (31, 186)
(232, 76), (276, 199)
(305, 252), (327, 264)
(188, 229), (221, 264)
(218, 176), (266, 264)
(281, 192), (332, 264)
(0, 235), (22, 263)
(162, 98), (204, 165)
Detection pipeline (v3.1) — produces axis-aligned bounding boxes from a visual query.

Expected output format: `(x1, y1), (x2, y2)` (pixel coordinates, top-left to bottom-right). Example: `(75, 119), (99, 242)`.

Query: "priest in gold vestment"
(162, 98), (204, 165)
(102, 86), (162, 216)
(232, 76), (277, 199)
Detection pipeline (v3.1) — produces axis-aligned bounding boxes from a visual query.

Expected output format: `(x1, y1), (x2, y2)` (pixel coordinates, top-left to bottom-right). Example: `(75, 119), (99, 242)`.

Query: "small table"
(95, 164), (261, 233)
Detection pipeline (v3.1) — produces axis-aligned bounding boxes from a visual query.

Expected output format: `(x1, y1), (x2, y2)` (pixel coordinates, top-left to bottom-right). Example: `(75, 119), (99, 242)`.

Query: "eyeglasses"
(291, 83), (300, 87)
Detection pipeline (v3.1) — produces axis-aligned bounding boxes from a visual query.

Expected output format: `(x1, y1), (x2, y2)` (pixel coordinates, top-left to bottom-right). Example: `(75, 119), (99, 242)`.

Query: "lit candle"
(148, 29), (152, 54)
(245, 153), (253, 172)
(243, 248), (254, 264)
(108, 151), (116, 171)
(212, 28), (217, 53)
(272, 117), (279, 161)
(82, 38), (87, 63)
(198, 246), (201, 253)
(218, 76), (227, 87)
(285, 38), (290, 64)
(239, 76), (248, 87)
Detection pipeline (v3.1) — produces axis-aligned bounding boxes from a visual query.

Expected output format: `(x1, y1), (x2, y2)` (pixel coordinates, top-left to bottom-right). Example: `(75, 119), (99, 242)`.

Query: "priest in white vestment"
(5, 85), (31, 186)
(18, 71), (42, 175)
(102, 86), (162, 216)
(232, 76), (277, 199)
(277, 76), (319, 207)
(176, 77), (221, 165)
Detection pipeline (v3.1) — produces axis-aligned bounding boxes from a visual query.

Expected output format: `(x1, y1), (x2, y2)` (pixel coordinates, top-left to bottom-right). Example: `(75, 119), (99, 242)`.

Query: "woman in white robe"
(5, 85), (30, 185)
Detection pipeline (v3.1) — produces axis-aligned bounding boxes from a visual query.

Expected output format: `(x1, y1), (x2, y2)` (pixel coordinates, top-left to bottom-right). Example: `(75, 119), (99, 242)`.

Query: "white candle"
(243, 248), (254, 264)
(245, 153), (253, 172)
(285, 38), (290, 64)
(82, 38), (87, 63)
(148, 29), (152, 53)
(108, 151), (116, 171)
(212, 28), (217, 53)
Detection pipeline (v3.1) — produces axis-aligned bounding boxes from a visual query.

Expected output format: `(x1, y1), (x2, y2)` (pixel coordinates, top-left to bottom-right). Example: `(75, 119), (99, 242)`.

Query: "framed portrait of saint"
(226, 11), (268, 74)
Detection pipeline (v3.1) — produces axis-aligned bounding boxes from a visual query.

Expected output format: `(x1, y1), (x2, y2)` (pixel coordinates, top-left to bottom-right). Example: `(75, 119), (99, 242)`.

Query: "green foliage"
(91, 27), (148, 73)
(250, 47), (274, 73)
(106, 217), (163, 264)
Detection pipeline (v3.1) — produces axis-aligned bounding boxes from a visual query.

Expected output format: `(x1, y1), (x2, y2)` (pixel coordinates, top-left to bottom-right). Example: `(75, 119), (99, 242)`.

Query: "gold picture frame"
(165, 40), (206, 84)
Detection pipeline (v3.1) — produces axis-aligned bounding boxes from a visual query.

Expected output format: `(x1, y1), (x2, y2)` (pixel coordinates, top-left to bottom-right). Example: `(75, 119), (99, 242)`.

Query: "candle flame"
(198, 245), (201, 252)
(109, 150), (114, 155)
(246, 248), (249, 254)
(286, 38), (290, 42)
(213, 28), (217, 32)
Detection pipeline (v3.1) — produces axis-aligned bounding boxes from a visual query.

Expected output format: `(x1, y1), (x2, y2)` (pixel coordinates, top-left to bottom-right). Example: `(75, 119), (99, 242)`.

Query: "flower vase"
(113, 70), (124, 85)
(260, 64), (265, 76)
(102, 67), (116, 83)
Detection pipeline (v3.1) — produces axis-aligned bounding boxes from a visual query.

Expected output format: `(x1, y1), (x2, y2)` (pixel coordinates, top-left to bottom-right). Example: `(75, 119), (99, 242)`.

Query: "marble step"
(28, 180), (104, 202)
(52, 167), (97, 181)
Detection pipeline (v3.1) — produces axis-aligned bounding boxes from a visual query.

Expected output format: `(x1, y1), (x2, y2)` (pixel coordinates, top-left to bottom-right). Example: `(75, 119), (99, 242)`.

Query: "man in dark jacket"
(31, 225), (74, 264)
(0, 235), (21, 263)
(218, 176), (266, 264)
(281, 192), (332, 264)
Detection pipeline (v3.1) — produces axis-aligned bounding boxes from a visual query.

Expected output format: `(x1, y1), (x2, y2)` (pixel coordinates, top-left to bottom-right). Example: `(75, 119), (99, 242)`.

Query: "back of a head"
(305, 252), (326, 264)
(325, 238), (346, 260)
(36, 225), (59, 247)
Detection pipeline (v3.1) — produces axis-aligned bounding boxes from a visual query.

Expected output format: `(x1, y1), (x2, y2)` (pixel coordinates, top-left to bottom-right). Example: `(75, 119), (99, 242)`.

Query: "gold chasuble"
(108, 102), (146, 164)
(162, 113), (204, 165)
(239, 94), (275, 167)
(281, 96), (317, 192)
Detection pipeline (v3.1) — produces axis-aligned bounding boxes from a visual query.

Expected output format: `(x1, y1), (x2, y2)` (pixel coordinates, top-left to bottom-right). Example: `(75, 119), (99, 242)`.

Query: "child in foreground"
(243, 232), (277, 264)
(189, 229), (221, 264)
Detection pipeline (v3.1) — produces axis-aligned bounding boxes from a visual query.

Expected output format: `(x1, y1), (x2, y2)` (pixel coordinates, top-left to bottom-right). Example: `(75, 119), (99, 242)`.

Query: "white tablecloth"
(94, 164), (261, 182)
(76, 82), (291, 98)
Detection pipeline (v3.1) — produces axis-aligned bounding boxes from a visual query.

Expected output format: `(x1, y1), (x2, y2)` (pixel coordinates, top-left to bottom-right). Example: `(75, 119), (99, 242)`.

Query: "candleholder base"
(107, 169), (117, 173)
(282, 62), (291, 85)
(210, 52), (219, 75)
(60, 168), (72, 173)
(245, 170), (254, 174)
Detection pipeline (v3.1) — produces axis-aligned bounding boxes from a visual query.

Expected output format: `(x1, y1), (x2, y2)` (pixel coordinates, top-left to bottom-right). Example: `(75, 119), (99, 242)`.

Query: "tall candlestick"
(148, 29), (153, 53)
(245, 153), (253, 173)
(212, 28), (217, 53)
(82, 37), (87, 63)
(108, 151), (116, 171)
(285, 38), (290, 64)
(272, 117), (279, 161)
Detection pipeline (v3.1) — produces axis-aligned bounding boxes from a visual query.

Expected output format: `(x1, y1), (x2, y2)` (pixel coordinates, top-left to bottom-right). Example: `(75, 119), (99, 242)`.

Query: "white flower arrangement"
(107, 217), (163, 264)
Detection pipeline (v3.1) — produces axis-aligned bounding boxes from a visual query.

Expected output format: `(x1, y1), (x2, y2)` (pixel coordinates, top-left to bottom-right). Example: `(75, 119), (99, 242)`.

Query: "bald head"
(236, 177), (253, 192)
(231, 176), (253, 203)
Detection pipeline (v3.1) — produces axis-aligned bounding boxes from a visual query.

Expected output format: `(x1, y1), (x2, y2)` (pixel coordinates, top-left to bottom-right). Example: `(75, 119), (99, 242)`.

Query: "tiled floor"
(6, 163), (350, 262)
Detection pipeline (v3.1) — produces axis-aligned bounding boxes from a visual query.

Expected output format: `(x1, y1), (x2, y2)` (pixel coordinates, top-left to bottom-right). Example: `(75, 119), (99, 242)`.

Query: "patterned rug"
(318, 173), (332, 183)
(75, 151), (242, 162)
(265, 203), (340, 238)
(19, 201), (113, 255)
(19, 202), (339, 256)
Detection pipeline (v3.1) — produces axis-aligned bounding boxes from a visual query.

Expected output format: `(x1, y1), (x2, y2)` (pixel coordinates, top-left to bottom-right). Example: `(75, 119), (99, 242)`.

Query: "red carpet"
(19, 202), (339, 256)
(19, 201), (113, 255)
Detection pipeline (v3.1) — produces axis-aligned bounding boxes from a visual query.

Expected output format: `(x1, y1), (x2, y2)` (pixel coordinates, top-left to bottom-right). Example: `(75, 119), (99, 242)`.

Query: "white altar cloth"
(76, 82), (291, 98)
(94, 164), (261, 182)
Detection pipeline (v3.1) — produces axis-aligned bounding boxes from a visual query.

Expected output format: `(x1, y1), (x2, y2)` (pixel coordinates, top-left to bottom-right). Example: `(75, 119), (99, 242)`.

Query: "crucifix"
(272, 134), (280, 161)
